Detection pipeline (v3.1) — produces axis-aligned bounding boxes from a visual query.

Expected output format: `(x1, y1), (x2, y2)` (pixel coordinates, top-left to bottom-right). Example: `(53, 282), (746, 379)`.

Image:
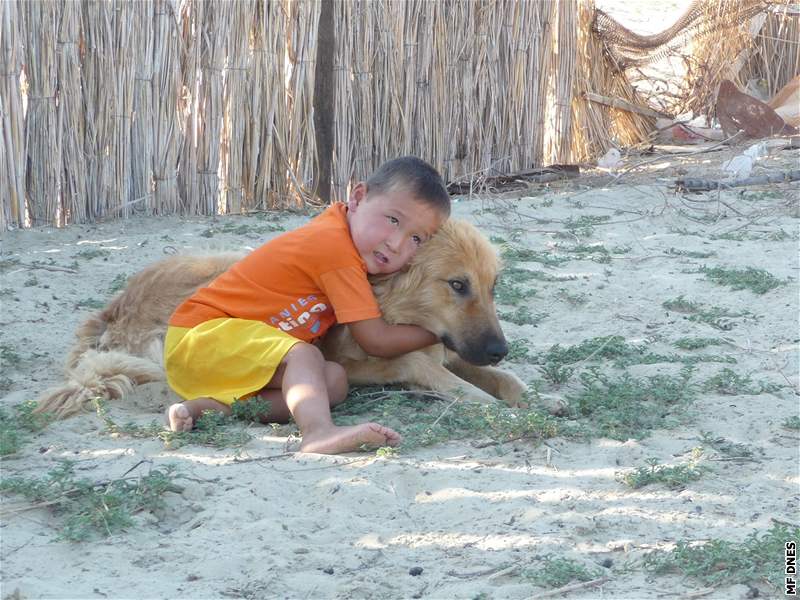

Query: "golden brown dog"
(35, 219), (526, 418)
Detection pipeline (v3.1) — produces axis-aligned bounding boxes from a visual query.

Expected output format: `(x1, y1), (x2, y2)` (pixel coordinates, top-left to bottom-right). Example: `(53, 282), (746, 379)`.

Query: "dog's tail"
(34, 349), (165, 419)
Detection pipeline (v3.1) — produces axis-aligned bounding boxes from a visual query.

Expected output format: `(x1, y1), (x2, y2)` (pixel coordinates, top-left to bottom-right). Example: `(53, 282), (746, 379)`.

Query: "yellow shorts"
(164, 317), (301, 405)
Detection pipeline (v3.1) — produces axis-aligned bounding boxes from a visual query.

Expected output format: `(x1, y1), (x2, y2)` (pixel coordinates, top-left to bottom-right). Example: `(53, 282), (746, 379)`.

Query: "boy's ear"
(347, 182), (367, 211)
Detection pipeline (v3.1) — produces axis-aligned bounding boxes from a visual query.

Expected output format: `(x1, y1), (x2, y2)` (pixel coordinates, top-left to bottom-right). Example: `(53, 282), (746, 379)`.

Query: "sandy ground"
(1, 142), (798, 599)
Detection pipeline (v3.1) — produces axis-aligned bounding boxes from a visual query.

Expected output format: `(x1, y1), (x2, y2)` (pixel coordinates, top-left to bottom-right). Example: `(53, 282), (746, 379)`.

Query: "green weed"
(782, 416), (800, 430)
(538, 363), (575, 386)
(699, 431), (754, 459)
(556, 288), (588, 306)
(663, 296), (753, 330)
(618, 455), (707, 490)
(75, 248), (111, 260)
(673, 337), (723, 350)
(700, 266), (785, 295)
(499, 307), (548, 326)
(0, 460), (182, 541)
(76, 298), (106, 310)
(564, 214), (611, 237)
(0, 344), (22, 368)
(523, 556), (604, 588)
(335, 389), (558, 451)
(506, 340), (532, 363)
(0, 401), (53, 456)
(703, 368), (781, 395)
(642, 522), (799, 592)
(665, 247), (716, 259)
(95, 398), (258, 451)
(565, 367), (696, 440)
(501, 245), (570, 267)
(108, 273), (129, 294)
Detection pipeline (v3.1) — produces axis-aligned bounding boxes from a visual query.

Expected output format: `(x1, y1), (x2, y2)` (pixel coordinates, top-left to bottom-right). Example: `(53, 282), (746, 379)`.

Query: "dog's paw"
(496, 371), (528, 407)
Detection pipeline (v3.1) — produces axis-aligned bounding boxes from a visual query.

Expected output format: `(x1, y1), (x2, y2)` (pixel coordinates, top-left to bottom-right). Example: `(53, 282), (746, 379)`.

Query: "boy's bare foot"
(167, 403), (194, 432)
(299, 422), (402, 454)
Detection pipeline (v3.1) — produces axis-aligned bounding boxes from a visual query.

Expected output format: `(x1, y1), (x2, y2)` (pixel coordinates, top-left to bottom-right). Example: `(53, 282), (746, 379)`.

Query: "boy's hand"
(348, 318), (439, 358)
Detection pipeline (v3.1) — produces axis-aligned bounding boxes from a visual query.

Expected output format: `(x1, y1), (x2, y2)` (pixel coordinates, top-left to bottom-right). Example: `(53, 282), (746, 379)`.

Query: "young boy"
(164, 156), (451, 454)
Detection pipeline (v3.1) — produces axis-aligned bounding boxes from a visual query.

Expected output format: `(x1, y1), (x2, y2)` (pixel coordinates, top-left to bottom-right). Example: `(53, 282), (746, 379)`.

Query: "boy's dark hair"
(366, 156), (451, 217)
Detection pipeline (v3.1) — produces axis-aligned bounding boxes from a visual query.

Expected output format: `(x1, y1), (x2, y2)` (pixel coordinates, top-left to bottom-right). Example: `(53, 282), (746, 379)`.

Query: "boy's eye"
(412, 235), (422, 246)
(387, 216), (399, 225)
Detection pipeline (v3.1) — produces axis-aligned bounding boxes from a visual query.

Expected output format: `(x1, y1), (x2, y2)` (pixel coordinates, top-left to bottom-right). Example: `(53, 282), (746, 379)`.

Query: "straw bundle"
(740, 1), (800, 98)
(131, 1), (155, 214)
(567, 0), (654, 161)
(0, 0), (25, 229)
(682, 0), (768, 118)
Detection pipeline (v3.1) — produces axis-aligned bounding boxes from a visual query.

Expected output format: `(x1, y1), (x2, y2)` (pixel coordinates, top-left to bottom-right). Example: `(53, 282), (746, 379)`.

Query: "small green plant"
(95, 399), (254, 450)
(0, 344), (22, 368)
(782, 416), (800, 430)
(76, 298), (106, 310)
(563, 214), (610, 237)
(0, 401), (54, 456)
(565, 367), (696, 440)
(556, 288), (588, 306)
(618, 455), (707, 489)
(75, 248), (111, 260)
(700, 266), (785, 295)
(703, 368), (781, 395)
(23, 275), (39, 287)
(499, 307), (547, 326)
(642, 522), (799, 592)
(0, 460), (182, 541)
(539, 363), (575, 386)
(335, 389), (558, 451)
(558, 243), (611, 263)
(108, 273), (129, 294)
(501, 245), (570, 267)
(506, 339), (532, 363)
(673, 337), (723, 350)
(494, 277), (529, 306)
(523, 556), (604, 588)
(699, 431), (754, 459)
(663, 296), (753, 330)
(665, 247), (715, 259)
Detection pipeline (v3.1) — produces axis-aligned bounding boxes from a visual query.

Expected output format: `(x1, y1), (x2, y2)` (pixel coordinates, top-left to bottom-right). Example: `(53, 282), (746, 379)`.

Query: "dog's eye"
(449, 279), (468, 294)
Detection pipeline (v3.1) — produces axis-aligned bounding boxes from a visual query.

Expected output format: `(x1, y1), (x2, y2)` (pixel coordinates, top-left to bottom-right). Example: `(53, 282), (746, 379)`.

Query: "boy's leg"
(273, 342), (402, 453)
(255, 360), (349, 423)
(167, 397), (231, 432)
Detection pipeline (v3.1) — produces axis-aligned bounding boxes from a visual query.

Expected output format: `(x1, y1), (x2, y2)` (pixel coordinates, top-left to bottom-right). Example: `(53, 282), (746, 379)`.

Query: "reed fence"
(0, 0), (662, 228)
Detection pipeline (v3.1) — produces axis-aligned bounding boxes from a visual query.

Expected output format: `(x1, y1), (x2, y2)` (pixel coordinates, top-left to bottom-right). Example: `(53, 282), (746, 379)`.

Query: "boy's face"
(346, 183), (446, 275)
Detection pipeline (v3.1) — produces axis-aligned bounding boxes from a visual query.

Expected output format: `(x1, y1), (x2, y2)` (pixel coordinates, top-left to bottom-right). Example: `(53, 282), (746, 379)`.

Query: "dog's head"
(373, 219), (509, 366)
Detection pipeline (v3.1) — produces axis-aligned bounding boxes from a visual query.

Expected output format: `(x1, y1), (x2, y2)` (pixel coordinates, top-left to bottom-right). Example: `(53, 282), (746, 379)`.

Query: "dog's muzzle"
(442, 333), (509, 366)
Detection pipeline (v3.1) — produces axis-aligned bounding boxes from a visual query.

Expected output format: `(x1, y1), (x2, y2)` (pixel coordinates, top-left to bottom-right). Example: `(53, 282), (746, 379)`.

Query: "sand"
(1, 142), (798, 600)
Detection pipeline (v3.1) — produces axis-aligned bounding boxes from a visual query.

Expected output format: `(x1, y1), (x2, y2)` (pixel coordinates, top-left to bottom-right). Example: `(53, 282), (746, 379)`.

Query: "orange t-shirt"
(169, 203), (381, 342)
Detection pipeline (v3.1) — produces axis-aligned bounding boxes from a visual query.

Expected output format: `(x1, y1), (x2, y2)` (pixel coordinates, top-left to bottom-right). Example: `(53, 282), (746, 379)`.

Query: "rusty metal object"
(716, 80), (798, 139)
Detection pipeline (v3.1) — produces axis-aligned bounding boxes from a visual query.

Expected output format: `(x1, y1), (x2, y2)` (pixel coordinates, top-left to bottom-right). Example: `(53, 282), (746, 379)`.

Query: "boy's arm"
(347, 318), (438, 358)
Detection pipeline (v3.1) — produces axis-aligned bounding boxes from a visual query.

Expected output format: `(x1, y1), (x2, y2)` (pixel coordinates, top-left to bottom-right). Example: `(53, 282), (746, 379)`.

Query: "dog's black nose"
(486, 339), (508, 364)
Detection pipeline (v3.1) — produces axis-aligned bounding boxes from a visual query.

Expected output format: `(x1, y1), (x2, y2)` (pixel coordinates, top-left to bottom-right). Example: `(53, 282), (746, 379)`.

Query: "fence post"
(313, 0), (335, 205)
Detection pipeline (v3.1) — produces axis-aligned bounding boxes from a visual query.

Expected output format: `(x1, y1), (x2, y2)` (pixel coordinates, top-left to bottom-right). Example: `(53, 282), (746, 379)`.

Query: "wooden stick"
(584, 91), (669, 119)
(676, 169), (800, 192)
(529, 576), (611, 599)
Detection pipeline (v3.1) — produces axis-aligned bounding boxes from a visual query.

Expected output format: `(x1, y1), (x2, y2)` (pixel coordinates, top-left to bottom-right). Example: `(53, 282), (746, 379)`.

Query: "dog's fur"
(35, 219), (526, 418)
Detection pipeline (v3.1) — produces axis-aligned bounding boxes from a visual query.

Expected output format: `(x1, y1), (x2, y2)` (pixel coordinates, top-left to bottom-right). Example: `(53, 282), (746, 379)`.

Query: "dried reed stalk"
(740, 2), (799, 98)
(22, 0), (61, 226)
(57, 0), (86, 225)
(0, 0), (25, 228)
(131, 1), (155, 213)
